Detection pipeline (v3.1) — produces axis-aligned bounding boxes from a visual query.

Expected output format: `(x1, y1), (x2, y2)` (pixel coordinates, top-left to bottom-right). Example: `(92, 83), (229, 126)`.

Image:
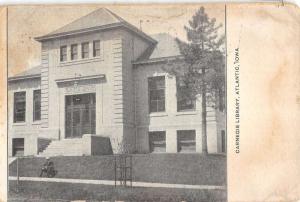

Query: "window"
(33, 90), (41, 121)
(221, 130), (226, 153)
(71, 44), (78, 60)
(60, 46), (67, 62)
(219, 90), (225, 112)
(177, 130), (196, 152)
(93, 40), (100, 57)
(13, 138), (24, 156)
(177, 77), (195, 111)
(81, 42), (89, 59)
(149, 131), (166, 153)
(148, 76), (165, 113)
(14, 91), (26, 123)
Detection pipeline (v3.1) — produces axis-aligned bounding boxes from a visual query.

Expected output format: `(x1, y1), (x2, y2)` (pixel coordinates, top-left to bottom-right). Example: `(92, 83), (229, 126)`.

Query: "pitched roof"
(8, 65), (41, 81)
(35, 8), (156, 44)
(48, 8), (124, 36)
(134, 33), (182, 64)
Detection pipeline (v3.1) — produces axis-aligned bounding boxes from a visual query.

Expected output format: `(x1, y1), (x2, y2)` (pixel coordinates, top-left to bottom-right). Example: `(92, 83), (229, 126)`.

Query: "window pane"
(148, 76), (165, 113)
(60, 46), (67, 62)
(33, 90), (41, 121)
(157, 100), (165, 112)
(149, 131), (166, 153)
(150, 100), (157, 113)
(177, 78), (195, 111)
(14, 92), (26, 123)
(71, 44), (78, 60)
(93, 40), (100, 57)
(81, 42), (89, 59)
(177, 130), (196, 153)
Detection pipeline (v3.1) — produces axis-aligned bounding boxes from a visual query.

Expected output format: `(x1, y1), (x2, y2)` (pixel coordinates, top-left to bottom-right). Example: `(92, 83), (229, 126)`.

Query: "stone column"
(166, 128), (177, 153)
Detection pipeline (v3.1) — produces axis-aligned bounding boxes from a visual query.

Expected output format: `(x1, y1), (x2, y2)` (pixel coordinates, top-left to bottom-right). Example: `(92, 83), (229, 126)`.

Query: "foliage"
(163, 6), (225, 109)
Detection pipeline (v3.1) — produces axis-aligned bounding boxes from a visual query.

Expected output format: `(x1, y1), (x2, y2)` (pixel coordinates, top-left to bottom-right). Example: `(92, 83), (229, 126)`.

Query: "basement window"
(177, 130), (196, 153)
(149, 131), (166, 153)
(13, 138), (24, 157)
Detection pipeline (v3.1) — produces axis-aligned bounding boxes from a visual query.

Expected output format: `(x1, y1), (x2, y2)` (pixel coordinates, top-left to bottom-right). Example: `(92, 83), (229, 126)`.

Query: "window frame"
(177, 130), (196, 153)
(176, 77), (196, 112)
(148, 76), (166, 113)
(149, 131), (166, 153)
(60, 45), (67, 62)
(93, 40), (100, 57)
(13, 91), (26, 123)
(221, 130), (226, 153)
(33, 89), (41, 122)
(81, 42), (89, 59)
(71, 44), (78, 60)
(12, 138), (24, 157)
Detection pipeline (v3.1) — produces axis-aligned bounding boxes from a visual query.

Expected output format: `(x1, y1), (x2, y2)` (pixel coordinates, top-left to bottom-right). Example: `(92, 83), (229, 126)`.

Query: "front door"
(65, 93), (96, 138)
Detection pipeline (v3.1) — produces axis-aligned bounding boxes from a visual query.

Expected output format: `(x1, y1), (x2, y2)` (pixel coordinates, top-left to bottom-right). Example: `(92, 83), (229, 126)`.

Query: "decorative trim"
(132, 55), (183, 66)
(58, 56), (103, 67)
(149, 112), (168, 118)
(35, 22), (157, 45)
(55, 74), (105, 84)
(8, 74), (40, 82)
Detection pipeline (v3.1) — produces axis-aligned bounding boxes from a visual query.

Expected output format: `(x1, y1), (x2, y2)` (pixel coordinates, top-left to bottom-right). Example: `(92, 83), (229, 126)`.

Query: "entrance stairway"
(38, 138), (85, 157)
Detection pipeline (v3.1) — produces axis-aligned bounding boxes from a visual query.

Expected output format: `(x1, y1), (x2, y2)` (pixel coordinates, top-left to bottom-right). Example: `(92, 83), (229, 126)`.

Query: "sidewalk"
(9, 176), (225, 190)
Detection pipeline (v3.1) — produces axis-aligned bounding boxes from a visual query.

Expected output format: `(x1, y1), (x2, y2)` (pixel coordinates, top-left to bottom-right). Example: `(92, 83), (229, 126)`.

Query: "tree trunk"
(201, 41), (208, 154)
(201, 85), (208, 154)
(201, 56), (208, 154)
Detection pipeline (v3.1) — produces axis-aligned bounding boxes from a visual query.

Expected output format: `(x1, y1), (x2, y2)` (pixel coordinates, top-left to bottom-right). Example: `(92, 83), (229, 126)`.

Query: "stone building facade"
(8, 8), (226, 157)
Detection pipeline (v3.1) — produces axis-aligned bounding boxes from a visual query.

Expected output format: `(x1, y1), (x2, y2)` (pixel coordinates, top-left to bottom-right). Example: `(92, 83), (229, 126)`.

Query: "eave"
(132, 55), (183, 66)
(8, 74), (41, 82)
(55, 74), (105, 84)
(35, 22), (157, 45)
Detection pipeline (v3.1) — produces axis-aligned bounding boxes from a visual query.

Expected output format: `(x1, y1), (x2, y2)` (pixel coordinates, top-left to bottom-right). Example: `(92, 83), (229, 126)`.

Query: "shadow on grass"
(9, 181), (227, 202)
(9, 154), (226, 186)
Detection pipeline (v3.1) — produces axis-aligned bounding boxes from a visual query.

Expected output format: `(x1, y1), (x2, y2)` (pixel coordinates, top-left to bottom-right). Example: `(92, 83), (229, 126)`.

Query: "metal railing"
(114, 154), (133, 187)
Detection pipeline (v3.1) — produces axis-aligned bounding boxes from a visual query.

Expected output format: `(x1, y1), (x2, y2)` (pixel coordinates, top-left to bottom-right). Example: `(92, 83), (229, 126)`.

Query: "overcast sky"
(8, 4), (225, 76)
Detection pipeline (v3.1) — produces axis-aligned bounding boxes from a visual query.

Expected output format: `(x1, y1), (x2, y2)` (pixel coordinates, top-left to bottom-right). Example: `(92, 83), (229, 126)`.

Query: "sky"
(8, 4), (225, 76)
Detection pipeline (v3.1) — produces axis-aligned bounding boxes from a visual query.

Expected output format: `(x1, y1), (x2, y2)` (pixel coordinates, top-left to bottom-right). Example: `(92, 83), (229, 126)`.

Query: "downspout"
(132, 37), (138, 153)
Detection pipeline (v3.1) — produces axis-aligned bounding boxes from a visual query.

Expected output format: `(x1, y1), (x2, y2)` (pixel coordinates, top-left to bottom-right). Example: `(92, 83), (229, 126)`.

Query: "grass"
(9, 180), (227, 202)
(9, 153), (226, 186)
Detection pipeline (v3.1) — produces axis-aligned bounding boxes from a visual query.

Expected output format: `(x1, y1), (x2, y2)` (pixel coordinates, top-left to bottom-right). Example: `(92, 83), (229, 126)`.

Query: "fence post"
(114, 156), (116, 187)
(130, 155), (132, 187)
(124, 156), (127, 186)
(16, 157), (19, 192)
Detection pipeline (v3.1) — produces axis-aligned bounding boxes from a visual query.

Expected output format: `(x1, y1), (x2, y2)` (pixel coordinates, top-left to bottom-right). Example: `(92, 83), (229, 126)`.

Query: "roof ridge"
(104, 8), (126, 23)
(47, 8), (112, 36)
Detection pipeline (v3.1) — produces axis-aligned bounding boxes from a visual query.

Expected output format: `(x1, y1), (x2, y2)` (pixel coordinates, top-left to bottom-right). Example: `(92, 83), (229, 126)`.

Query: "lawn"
(9, 153), (226, 186)
(9, 180), (227, 202)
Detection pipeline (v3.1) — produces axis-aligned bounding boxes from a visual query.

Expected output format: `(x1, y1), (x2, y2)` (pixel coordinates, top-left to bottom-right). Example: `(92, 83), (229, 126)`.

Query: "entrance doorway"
(65, 93), (96, 138)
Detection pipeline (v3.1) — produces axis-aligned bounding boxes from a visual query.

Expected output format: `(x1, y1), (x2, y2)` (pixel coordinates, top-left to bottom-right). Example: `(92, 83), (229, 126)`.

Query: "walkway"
(9, 176), (225, 190)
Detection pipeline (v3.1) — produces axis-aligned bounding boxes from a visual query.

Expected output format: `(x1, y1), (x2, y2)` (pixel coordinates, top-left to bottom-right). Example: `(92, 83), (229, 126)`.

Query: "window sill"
(58, 57), (103, 67)
(149, 112), (168, 117)
(32, 121), (41, 125)
(175, 110), (198, 116)
(12, 122), (26, 126)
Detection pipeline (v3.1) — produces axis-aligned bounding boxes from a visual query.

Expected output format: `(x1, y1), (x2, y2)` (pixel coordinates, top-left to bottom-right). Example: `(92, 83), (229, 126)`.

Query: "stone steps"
(39, 138), (85, 157)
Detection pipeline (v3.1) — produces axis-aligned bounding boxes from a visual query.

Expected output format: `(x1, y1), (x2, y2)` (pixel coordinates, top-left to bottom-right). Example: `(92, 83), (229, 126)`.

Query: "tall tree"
(163, 7), (225, 154)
